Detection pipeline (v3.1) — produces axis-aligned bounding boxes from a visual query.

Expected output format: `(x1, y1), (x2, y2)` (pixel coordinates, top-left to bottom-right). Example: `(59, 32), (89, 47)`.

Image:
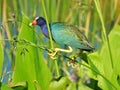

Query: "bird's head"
(29, 17), (46, 26)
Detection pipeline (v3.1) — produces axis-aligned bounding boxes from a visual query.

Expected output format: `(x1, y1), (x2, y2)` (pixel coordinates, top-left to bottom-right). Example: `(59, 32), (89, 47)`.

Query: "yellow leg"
(55, 46), (73, 53)
(48, 46), (73, 59)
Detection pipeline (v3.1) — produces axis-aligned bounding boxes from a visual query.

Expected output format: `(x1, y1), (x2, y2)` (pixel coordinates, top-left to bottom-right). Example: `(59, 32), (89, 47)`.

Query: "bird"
(29, 17), (94, 59)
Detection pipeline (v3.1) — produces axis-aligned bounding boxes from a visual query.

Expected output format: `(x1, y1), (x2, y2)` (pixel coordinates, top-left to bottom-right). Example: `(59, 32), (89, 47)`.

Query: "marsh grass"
(0, 0), (120, 90)
(94, 0), (113, 68)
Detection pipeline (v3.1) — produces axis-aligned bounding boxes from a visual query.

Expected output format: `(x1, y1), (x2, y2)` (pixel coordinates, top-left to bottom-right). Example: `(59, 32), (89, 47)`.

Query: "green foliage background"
(0, 0), (120, 90)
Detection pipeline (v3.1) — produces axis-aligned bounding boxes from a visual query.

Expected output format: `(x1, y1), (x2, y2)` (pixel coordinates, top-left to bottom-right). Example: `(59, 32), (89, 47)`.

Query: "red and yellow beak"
(29, 19), (37, 26)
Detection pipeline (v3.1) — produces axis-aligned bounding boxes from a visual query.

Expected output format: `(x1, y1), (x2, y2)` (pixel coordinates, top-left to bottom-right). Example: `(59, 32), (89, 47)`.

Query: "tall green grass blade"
(0, 34), (3, 78)
(41, 0), (54, 49)
(56, 0), (61, 21)
(94, 0), (113, 68)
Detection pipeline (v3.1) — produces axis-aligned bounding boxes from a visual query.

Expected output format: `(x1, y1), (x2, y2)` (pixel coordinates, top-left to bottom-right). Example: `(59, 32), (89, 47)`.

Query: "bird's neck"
(39, 24), (50, 38)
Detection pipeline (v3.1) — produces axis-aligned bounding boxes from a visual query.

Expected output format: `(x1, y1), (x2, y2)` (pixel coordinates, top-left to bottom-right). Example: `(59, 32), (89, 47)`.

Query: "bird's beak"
(29, 19), (37, 26)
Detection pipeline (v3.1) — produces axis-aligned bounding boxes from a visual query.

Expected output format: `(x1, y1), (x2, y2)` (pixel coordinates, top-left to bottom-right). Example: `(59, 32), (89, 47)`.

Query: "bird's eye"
(35, 17), (39, 20)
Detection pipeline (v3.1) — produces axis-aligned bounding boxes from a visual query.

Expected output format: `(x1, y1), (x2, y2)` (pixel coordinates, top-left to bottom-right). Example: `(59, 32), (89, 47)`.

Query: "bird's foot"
(48, 53), (56, 59)
(47, 48), (59, 59)
(67, 56), (79, 68)
(48, 46), (73, 59)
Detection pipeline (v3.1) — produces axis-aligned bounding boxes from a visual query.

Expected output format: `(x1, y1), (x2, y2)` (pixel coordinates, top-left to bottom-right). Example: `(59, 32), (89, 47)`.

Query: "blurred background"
(0, 0), (120, 90)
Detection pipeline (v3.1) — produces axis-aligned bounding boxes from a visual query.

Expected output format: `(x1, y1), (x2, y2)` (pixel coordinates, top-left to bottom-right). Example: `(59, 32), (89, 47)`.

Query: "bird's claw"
(48, 52), (57, 59)
(67, 57), (79, 68)
(48, 49), (58, 59)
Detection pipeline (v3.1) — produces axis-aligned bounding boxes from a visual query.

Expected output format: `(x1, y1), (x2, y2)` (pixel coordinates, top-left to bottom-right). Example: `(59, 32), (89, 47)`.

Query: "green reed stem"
(41, 0), (53, 49)
(41, 0), (60, 77)
(94, 0), (113, 68)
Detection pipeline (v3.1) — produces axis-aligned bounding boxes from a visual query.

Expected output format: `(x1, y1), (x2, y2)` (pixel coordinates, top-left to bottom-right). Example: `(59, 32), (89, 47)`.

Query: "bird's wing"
(51, 23), (94, 50)
(64, 24), (94, 49)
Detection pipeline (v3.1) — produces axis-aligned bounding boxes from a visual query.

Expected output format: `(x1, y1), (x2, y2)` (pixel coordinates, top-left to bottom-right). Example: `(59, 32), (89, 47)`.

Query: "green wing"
(51, 23), (94, 50)
(69, 25), (94, 49)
